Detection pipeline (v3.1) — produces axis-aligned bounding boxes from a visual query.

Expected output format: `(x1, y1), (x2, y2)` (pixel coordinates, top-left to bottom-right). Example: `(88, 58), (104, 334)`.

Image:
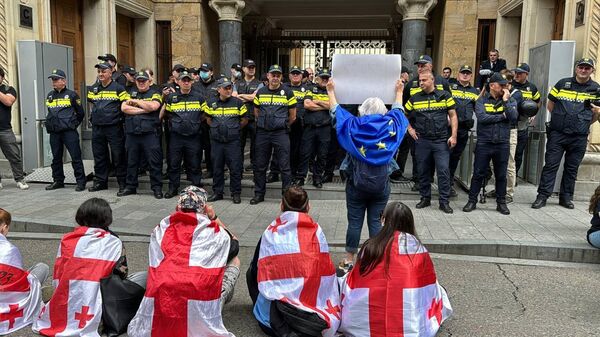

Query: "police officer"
(286, 65), (308, 177)
(448, 65), (480, 196)
(463, 73), (518, 215)
(405, 71), (458, 213)
(205, 77), (248, 204)
(122, 65), (137, 93)
(512, 62), (541, 174)
(87, 61), (129, 192)
(234, 59), (263, 171)
(98, 53), (127, 86)
(532, 58), (600, 209)
(251, 64), (297, 204)
(442, 67), (458, 85)
(44, 69), (86, 191)
(119, 71), (163, 199)
(161, 70), (207, 198)
(194, 63), (218, 179)
(231, 63), (243, 84)
(296, 68), (331, 188)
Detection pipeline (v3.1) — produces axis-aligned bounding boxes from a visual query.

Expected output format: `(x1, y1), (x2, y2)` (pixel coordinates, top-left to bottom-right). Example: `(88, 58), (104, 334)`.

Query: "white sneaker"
(0, 182), (3, 190)
(16, 181), (29, 190)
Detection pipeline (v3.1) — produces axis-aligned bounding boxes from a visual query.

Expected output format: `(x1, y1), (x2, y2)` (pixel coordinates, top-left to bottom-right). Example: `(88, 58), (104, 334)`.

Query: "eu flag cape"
(335, 105), (409, 166)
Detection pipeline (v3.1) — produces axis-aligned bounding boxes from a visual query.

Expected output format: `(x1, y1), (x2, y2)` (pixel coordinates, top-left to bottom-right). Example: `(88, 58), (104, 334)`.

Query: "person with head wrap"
(128, 186), (240, 337)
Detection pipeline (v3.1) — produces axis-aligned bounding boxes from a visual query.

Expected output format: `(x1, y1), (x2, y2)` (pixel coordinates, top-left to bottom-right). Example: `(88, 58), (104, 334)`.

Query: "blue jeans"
(588, 230), (600, 249)
(345, 181), (390, 253)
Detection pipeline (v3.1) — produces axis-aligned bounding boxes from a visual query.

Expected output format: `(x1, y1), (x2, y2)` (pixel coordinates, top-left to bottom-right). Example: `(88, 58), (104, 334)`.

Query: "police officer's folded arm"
(135, 99), (161, 112)
(288, 107), (297, 125)
(475, 99), (506, 124)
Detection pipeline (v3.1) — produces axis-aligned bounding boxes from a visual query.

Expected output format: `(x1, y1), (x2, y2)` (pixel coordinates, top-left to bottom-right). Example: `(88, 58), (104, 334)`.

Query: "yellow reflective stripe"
(119, 91), (130, 101)
(410, 87), (422, 95)
(451, 90), (478, 101)
(293, 90), (306, 100)
(253, 96), (260, 105)
(310, 93), (329, 101)
(205, 107), (244, 116)
(411, 102), (449, 110)
(287, 96), (298, 106)
(240, 104), (248, 115)
(435, 84), (444, 90)
(46, 98), (72, 108)
(549, 87), (559, 97)
(484, 103), (504, 113)
(87, 91), (120, 100)
(532, 91), (541, 100)
(257, 95), (289, 105)
(151, 93), (163, 103)
(446, 97), (456, 106)
(405, 101), (414, 111)
(167, 101), (204, 112)
(554, 89), (596, 102)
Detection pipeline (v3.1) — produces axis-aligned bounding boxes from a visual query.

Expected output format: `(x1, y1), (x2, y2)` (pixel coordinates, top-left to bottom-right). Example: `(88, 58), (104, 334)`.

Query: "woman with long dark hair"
(587, 185), (600, 248)
(338, 201), (452, 337)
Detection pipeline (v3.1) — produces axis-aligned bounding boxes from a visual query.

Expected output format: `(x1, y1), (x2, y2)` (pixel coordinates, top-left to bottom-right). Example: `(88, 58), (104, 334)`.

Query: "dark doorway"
(475, 19), (497, 72)
(50, 0), (85, 93)
(156, 21), (172, 85)
(117, 14), (135, 68)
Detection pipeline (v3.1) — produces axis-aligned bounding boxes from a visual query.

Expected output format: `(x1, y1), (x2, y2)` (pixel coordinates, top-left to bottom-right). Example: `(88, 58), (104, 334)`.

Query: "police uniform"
(205, 78), (248, 202)
(87, 62), (130, 191)
(44, 69), (86, 190)
(164, 71), (207, 197)
(193, 63), (219, 178)
(235, 60), (263, 169)
(533, 58), (600, 208)
(286, 66), (308, 176)
(296, 69), (331, 187)
(252, 65), (297, 203)
(448, 65), (480, 181)
(405, 85), (455, 210)
(400, 56), (451, 186)
(464, 73), (518, 214)
(121, 71), (163, 198)
(511, 63), (541, 174)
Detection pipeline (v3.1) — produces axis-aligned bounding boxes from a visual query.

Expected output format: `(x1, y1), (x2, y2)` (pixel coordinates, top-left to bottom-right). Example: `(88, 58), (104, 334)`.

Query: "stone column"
(397, 0), (438, 73)
(209, 0), (246, 74)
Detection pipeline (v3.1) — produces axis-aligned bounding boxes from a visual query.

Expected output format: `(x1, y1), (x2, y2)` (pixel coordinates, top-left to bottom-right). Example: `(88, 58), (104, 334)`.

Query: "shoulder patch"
(564, 82), (571, 89)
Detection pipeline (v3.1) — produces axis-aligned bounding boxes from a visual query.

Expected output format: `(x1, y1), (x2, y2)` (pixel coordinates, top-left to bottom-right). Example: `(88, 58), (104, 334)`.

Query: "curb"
(11, 217), (151, 237)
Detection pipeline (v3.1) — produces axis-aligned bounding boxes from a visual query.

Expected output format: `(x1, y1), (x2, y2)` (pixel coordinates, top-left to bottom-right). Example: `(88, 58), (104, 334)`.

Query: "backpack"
(350, 156), (389, 194)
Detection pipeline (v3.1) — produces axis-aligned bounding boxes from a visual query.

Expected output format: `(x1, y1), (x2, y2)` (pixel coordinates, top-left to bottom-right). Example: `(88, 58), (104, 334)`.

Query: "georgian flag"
(257, 211), (341, 337)
(339, 232), (453, 337)
(128, 211), (234, 337)
(32, 227), (122, 337)
(0, 234), (43, 335)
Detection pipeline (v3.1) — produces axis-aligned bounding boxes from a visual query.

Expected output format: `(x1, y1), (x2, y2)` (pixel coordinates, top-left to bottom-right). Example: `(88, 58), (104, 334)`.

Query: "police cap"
(134, 71), (150, 81)
(488, 72), (508, 85)
(189, 67), (200, 75)
(316, 68), (331, 78)
(268, 64), (283, 74)
(513, 63), (530, 73)
(576, 58), (595, 68)
(216, 77), (233, 88)
(48, 69), (66, 80)
(200, 63), (213, 71)
(231, 63), (242, 71)
(122, 65), (136, 75)
(172, 64), (186, 72)
(97, 53), (117, 63)
(95, 62), (112, 70)
(243, 59), (257, 68)
(459, 65), (473, 73)
(178, 70), (194, 80)
(290, 66), (303, 74)
(401, 66), (410, 74)
(414, 55), (433, 65)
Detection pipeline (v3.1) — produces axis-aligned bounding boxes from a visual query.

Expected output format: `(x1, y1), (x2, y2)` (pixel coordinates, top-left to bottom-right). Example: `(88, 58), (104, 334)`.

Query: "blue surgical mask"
(200, 71), (210, 80)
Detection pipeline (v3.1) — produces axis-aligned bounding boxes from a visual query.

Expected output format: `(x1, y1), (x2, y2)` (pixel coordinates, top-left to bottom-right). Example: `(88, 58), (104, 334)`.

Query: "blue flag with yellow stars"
(335, 105), (409, 166)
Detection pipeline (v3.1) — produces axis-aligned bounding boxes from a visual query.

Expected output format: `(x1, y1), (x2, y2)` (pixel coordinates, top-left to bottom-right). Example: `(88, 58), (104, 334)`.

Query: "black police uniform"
(87, 80), (129, 190)
(194, 78), (219, 176)
(536, 76), (600, 202)
(449, 82), (480, 179)
(252, 84), (297, 198)
(297, 84), (331, 185)
(164, 91), (207, 194)
(45, 87), (86, 187)
(476, 58), (507, 89)
(397, 75), (451, 183)
(286, 82), (308, 175)
(123, 88), (163, 194)
(112, 71), (127, 87)
(512, 80), (540, 173)
(404, 88), (455, 205)
(236, 78), (263, 168)
(467, 93), (518, 204)
(205, 95), (247, 198)
(160, 81), (180, 176)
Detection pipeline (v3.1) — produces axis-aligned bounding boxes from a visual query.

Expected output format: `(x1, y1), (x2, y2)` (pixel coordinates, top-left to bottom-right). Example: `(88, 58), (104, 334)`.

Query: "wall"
(200, 0), (220, 72)
(518, 0), (556, 61)
(436, 0), (479, 74)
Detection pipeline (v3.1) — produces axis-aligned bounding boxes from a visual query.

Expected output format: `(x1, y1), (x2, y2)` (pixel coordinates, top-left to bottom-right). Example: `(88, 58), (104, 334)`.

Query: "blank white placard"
(331, 54), (402, 104)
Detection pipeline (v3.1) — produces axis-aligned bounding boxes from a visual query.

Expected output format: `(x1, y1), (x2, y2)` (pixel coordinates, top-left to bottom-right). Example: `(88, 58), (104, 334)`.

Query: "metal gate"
(255, 38), (395, 72)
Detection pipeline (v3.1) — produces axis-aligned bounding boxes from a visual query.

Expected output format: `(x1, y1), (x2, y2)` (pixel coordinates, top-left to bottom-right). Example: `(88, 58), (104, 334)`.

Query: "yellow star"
(376, 142), (387, 150)
(389, 130), (397, 137)
(359, 145), (367, 157)
(388, 119), (394, 125)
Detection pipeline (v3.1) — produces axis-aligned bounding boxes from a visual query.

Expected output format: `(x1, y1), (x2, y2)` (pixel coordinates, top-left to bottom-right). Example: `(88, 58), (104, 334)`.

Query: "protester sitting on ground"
(128, 186), (240, 337)
(587, 185), (600, 249)
(0, 208), (48, 335)
(33, 198), (144, 336)
(338, 201), (453, 337)
(326, 78), (409, 273)
(246, 186), (341, 337)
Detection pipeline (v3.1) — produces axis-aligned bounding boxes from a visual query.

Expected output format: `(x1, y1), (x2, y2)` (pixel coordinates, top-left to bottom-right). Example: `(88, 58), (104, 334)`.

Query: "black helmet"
(518, 100), (538, 117)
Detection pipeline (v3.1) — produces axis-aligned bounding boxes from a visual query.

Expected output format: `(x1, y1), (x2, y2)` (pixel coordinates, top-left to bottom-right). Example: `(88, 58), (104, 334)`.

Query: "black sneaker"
(416, 198), (431, 209)
(232, 194), (241, 204)
(88, 184), (108, 192)
(497, 203), (510, 215)
(439, 203), (453, 214)
(250, 195), (265, 205)
(207, 194), (224, 202)
(75, 184), (86, 192)
(313, 181), (323, 189)
(559, 199), (574, 209)
(266, 174), (280, 183)
(531, 196), (547, 209)
(153, 190), (164, 199)
(164, 190), (178, 199)
(463, 201), (477, 212)
(450, 188), (458, 198)
(45, 182), (65, 190)
(117, 189), (136, 197)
